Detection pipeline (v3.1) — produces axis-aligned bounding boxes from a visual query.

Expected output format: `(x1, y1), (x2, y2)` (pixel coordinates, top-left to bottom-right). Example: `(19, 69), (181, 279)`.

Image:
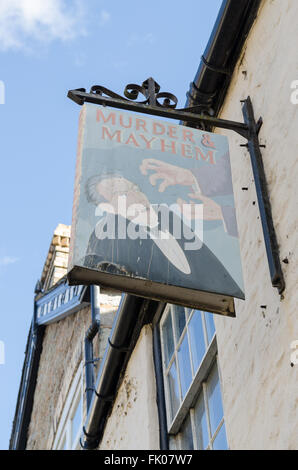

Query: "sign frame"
(67, 77), (285, 297)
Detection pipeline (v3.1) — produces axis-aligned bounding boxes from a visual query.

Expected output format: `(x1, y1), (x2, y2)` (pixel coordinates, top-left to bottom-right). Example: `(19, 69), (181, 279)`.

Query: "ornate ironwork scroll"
(68, 77), (250, 138)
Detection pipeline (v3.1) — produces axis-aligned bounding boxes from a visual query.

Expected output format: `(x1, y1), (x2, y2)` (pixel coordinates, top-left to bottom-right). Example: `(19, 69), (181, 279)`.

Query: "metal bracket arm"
(242, 97), (285, 294)
(67, 78), (249, 139)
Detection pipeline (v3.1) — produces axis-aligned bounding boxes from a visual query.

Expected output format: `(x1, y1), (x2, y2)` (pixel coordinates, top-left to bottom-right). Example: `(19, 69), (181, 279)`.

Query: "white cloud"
(126, 32), (156, 48)
(0, 256), (19, 266)
(99, 9), (111, 26)
(0, 0), (85, 51)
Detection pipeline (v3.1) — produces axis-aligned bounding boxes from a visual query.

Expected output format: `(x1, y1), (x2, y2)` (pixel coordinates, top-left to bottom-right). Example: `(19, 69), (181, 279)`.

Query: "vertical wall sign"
(68, 103), (244, 316)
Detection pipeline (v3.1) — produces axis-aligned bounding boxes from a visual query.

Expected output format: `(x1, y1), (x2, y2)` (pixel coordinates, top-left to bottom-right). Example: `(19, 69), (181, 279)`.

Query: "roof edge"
(186, 0), (262, 123)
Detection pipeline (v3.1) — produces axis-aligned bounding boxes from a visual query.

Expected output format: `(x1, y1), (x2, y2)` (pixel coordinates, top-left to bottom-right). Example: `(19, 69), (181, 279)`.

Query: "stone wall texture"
(213, 0), (298, 450)
(27, 306), (90, 450)
(26, 289), (120, 450)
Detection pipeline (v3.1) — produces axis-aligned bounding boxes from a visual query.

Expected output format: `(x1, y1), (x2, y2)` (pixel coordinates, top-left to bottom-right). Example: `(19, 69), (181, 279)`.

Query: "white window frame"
(52, 363), (84, 450)
(160, 304), (227, 450)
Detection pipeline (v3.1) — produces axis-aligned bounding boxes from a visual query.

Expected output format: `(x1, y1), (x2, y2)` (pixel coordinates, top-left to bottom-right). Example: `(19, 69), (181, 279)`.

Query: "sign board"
(36, 282), (87, 326)
(68, 103), (244, 316)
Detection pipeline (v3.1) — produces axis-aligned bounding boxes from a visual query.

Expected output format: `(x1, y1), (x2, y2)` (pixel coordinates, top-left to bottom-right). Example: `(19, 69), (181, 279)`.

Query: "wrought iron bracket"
(68, 77), (250, 139)
(67, 78), (285, 294)
(241, 97), (285, 294)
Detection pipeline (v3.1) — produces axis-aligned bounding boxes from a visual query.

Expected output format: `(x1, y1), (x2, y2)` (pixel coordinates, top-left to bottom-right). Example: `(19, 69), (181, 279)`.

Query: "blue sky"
(0, 0), (222, 449)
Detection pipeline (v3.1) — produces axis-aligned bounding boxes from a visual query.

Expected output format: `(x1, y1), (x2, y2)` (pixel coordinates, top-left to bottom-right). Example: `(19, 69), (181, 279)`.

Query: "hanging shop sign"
(67, 103), (244, 316)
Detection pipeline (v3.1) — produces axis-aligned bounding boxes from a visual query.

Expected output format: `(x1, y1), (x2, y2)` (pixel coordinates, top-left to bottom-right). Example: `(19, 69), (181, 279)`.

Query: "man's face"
(97, 177), (151, 217)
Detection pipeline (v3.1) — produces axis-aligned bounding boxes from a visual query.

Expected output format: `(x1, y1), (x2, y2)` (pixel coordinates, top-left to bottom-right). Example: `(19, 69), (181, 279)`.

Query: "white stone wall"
(100, 325), (160, 450)
(214, 0), (298, 450)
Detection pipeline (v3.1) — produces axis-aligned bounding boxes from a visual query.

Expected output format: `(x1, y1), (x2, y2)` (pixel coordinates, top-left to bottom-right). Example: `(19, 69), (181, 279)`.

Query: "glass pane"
(169, 436), (178, 450)
(185, 308), (193, 319)
(58, 434), (67, 450)
(71, 396), (82, 445)
(180, 414), (194, 450)
(207, 364), (224, 435)
(188, 311), (206, 372)
(212, 423), (228, 450)
(161, 311), (175, 367)
(204, 312), (215, 344)
(177, 333), (192, 398)
(167, 360), (180, 420)
(194, 392), (209, 450)
(173, 305), (186, 341)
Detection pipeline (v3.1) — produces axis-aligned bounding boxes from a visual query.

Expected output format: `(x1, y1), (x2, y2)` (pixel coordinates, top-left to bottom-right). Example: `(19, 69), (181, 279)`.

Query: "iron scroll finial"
(67, 77), (217, 132)
(88, 77), (179, 110)
(69, 77), (187, 110)
(67, 80), (251, 137)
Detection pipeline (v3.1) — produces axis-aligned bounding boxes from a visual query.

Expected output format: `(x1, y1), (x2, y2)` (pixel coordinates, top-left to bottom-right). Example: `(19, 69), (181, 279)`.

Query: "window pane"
(180, 414), (194, 450)
(167, 359), (180, 420)
(173, 305), (186, 341)
(169, 436), (178, 450)
(71, 396), (82, 445)
(204, 312), (215, 344)
(207, 365), (224, 435)
(212, 423), (228, 450)
(185, 308), (193, 319)
(194, 393), (209, 450)
(177, 334), (192, 398)
(58, 434), (67, 450)
(161, 311), (174, 367)
(188, 311), (206, 372)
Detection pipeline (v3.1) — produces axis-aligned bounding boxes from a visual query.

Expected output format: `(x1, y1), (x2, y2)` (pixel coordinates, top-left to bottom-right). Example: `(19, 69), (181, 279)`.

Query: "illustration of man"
(139, 153), (238, 237)
(82, 172), (244, 298)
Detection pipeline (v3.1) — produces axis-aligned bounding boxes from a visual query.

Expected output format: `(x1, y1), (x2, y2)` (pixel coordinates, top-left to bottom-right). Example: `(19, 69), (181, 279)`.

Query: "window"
(53, 365), (83, 450)
(160, 304), (227, 450)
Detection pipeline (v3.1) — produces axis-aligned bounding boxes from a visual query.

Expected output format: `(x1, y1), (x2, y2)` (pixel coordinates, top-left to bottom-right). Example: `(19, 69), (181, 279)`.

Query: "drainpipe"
(186, 0), (262, 121)
(84, 285), (100, 411)
(81, 294), (147, 450)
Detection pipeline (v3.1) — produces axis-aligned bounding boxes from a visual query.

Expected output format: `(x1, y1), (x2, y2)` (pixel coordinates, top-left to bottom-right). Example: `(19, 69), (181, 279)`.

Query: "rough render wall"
(26, 290), (120, 450)
(26, 306), (91, 450)
(214, 0), (298, 450)
(94, 292), (122, 378)
(100, 325), (160, 450)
